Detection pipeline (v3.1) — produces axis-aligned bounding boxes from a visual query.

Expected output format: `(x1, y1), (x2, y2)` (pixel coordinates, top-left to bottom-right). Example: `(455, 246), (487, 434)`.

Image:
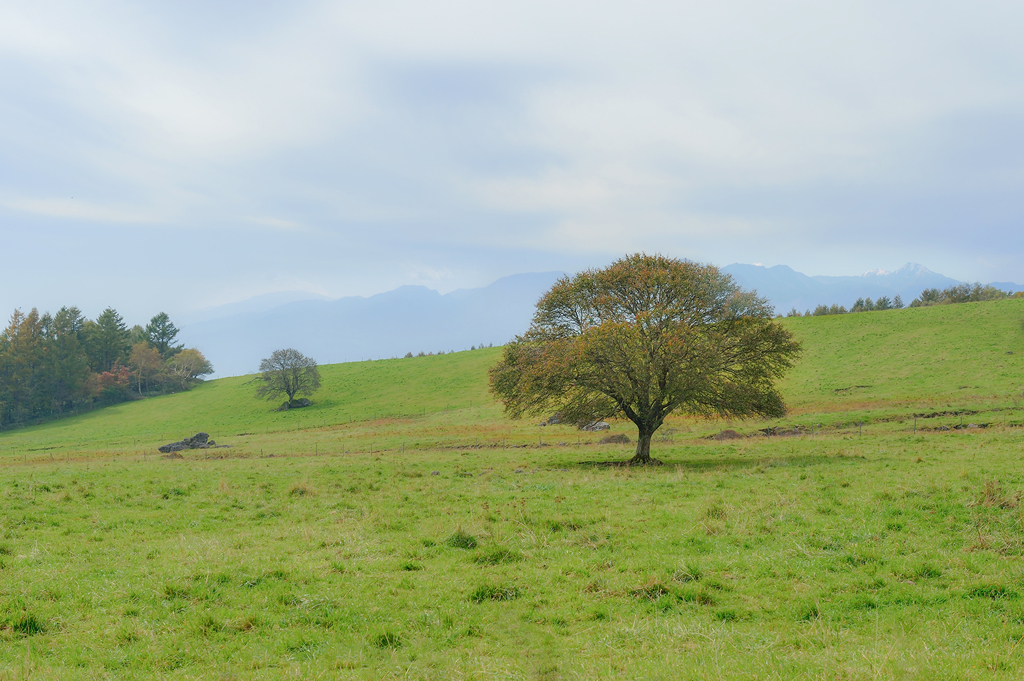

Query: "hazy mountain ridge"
(177, 290), (334, 326)
(722, 262), (1021, 315)
(180, 263), (1021, 379)
(178, 272), (563, 378)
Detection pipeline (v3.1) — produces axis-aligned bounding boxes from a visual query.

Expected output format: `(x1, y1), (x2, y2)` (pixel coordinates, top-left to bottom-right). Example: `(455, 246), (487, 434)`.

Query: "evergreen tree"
(40, 307), (91, 415)
(129, 325), (147, 346)
(145, 312), (182, 358)
(83, 308), (130, 372)
(0, 309), (45, 424)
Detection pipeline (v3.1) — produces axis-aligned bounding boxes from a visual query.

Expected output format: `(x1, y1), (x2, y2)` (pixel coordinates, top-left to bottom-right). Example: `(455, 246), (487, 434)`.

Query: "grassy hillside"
(3, 299), (1024, 678)
(0, 348), (504, 457)
(1, 298), (1021, 458)
(778, 299), (1024, 415)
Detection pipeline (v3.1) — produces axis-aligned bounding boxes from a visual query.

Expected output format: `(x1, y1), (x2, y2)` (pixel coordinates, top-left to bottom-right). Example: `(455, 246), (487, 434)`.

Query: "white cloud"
(244, 216), (306, 232)
(0, 0), (1022, 320)
(2, 197), (156, 223)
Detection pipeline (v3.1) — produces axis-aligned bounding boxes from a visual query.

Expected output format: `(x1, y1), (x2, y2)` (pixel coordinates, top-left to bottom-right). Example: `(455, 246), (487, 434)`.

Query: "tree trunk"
(628, 422), (662, 465)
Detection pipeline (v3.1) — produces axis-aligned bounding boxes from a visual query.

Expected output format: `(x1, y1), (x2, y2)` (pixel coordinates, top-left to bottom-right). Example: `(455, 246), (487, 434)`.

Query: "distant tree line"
(786, 295), (905, 318)
(402, 343), (494, 358)
(908, 283), (1022, 307)
(0, 307), (211, 429)
(786, 284), (1023, 318)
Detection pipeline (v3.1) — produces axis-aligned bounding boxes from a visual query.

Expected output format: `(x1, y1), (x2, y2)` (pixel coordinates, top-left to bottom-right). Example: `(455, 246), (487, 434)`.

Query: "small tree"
(255, 348), (321, 407)
(489, 254), (801, 465)
(91, 363), (132, 403)
(128, 342), (164, 394)
(166, 348), (213, 390)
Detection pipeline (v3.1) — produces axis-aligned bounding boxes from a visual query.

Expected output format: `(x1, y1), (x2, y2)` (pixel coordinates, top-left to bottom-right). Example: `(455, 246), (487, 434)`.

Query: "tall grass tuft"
(473, 547), (524, 565)
(469, 583), (520, 603)
(372, 630), (402, 648)
(973, 479), (1020, 509)
(445, 529), (477, 549)
(11, 613), (46, 636)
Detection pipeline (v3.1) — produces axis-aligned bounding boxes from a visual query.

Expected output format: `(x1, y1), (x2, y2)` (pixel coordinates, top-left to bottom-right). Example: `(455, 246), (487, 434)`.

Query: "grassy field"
(778, 300), (1024, 417)
(1, 299), (1023, 679)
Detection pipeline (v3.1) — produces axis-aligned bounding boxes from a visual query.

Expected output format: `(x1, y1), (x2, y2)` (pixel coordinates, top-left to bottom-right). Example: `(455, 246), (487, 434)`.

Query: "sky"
(2, 0), (1022, 325)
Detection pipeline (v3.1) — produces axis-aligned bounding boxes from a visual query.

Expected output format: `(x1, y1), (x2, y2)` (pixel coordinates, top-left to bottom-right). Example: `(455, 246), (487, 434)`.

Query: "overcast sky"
(2, 1), (1022, 324)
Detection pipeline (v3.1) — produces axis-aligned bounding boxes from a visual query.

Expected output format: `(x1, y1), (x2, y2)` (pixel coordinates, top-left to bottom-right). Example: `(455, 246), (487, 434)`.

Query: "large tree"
(255, 348), (321, 406)
(41, 306), (91, 414)
(0, 309), (45, 424)
(489, 254), (801, 464)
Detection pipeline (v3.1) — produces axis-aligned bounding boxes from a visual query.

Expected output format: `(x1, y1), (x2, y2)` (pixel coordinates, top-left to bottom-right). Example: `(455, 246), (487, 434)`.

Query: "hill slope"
(1, 299), (1022, 455)
(777, 299), (1024, 414)
(0, 348), (503, 453)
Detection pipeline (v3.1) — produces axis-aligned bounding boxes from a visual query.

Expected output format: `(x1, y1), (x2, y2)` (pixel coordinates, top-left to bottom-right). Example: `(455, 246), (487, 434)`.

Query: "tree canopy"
(0, 306), (207, 428)
(166, 348), (213, 389)
(254, 348), (321, 407)
(489, 254), (801, 464)
(145, 312), (183, 358)
(83, 307), (130, 373)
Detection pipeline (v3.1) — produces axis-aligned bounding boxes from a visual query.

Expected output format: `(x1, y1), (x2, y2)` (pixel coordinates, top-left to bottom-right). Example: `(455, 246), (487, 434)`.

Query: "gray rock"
(277, 398), (312, 411)
(581, 421), (610, 432)
(158, 432), (213, 453)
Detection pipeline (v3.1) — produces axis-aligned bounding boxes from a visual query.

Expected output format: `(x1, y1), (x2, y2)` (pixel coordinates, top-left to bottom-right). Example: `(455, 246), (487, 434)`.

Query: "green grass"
(0, 347), (504, 458)
(778, 299), (1024, 415)
(3, 435), (1024, 678)
(1, 299), (1023, 678)
(1, 299), (1021, 458)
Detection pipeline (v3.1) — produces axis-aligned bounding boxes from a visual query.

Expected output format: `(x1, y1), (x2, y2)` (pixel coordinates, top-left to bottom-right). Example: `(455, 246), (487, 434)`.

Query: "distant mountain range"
(178, 272), (564, 378)
(720, 262), (1021, 315)
(179, 263), (1023, 378)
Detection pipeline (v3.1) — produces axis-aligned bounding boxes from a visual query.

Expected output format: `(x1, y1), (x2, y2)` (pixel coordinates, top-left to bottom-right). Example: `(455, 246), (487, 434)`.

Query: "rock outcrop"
(158, 432), (217, 453)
